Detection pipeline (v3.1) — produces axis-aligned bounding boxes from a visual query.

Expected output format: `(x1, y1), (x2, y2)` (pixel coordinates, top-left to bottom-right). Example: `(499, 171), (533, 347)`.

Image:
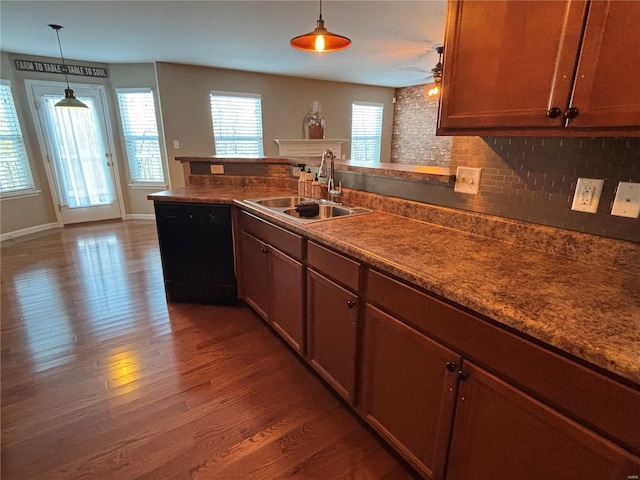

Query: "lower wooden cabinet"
(269, 246), (304, 352)
(306, 268), (358, 402)
(360, 304), (461, 480)
(238, 214), (304, 354)
(363, 269), (640, 479)
(447, 362), (640, 480)
(236, 211), (640, 480)
(239, 230), (270, 320)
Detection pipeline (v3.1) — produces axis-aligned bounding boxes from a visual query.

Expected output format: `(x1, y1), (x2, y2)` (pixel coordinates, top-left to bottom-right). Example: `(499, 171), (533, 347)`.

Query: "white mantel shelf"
(274, 139), (349, 158)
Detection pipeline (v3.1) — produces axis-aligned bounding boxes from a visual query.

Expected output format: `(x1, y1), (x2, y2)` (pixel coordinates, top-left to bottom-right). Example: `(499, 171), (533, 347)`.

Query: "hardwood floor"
(1, 220), (418, 480)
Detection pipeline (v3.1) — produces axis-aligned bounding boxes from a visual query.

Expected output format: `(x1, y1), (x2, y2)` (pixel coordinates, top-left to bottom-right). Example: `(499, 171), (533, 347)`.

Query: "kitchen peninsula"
(150, 156), (640, 479)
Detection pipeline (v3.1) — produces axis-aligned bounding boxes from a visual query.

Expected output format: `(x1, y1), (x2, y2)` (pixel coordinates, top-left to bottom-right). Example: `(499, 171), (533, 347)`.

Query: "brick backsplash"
(391, 84), (640, 243)
(391, 85), (452, 166)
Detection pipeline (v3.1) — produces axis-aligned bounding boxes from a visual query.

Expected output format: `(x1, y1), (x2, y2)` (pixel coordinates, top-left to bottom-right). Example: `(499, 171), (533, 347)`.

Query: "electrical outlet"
(454, 167), (482, 194)
(209, 164), (224, 174)
(571, 178), (604, 213)
(611, 182), (640, 218)
(173, 140), (180, 149)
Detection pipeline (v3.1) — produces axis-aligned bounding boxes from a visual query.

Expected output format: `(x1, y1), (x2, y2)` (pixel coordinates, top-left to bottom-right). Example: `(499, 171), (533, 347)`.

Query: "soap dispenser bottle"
(305, 168), (313, 197)
(298, 167), (306, 196)
(312, 173), (321, 199)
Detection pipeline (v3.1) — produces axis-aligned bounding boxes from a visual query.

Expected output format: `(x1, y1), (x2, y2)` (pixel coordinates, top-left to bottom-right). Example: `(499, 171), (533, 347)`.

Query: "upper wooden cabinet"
(437, 0), (640, 136)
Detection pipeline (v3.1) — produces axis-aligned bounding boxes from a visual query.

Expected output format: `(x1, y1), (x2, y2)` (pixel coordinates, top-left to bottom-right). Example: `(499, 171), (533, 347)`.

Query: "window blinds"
(210, 92), (264, 156)
(351, 102), (383, 163)
(116, 88), (164, 184)
(0, 81), (35, 193)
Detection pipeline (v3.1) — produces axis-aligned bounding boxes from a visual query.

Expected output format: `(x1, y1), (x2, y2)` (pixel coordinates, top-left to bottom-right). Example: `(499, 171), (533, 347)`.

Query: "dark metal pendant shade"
(49, 24), (88, 109)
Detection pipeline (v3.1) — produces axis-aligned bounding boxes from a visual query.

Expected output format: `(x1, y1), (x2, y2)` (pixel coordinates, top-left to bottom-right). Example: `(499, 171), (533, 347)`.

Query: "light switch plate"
(454, 167), (482, 194)
(611, 182), (640, 218)
(571, 178), (604, 213)
(210, 164), (224, 175)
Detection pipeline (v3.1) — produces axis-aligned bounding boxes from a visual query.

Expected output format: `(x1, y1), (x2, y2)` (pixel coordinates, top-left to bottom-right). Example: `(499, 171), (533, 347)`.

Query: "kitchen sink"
(252, 196), (310, 208)
(244, 196), (372, 223)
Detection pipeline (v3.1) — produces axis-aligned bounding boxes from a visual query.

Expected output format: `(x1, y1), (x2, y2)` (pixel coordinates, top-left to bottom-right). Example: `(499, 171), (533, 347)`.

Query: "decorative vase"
(304, 101), (325, 139)
(307, 123), (325, 139)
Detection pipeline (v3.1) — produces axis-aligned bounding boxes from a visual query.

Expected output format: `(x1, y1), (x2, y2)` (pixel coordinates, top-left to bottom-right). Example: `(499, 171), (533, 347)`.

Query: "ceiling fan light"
(431, 46), (444, 84)
(55, 88), (89, 108)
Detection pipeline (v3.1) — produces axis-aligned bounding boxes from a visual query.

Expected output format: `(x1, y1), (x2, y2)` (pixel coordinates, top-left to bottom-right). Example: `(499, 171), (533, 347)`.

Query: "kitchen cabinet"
(306, 242), (360, 403)
(446, 362), (640, 480)
(233, 209), (640, 480)
(238, 212), (304, 353)
(239, 231), (270, 319)
(360, 304), (460, 480)
(437, 0), (640, 135)
(154, 202), (237, 304)
(365, 268), (640, 479)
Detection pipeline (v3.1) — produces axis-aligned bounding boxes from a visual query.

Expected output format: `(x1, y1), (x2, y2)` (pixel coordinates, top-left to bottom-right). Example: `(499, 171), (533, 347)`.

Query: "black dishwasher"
(154, 202), (237, 305)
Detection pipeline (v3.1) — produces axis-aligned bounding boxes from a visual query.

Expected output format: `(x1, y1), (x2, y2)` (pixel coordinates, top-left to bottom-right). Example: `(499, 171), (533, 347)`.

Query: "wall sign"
(14, 59), (108, 78)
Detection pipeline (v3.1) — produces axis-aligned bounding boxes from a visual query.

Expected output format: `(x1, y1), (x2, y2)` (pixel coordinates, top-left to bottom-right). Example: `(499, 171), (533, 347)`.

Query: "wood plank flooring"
(1, 220), (418, 479)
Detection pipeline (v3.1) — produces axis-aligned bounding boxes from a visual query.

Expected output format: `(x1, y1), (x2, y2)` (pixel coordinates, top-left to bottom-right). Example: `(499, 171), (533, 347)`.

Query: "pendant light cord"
(51, 25), (71, 89)
(319, 0), (323, 20)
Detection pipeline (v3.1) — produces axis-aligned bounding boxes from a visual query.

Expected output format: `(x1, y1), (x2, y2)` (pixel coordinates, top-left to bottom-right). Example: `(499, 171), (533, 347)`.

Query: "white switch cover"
(454, 167), (482, 194)
(210, 164), (224, 174)
(611, 182), (640, 218)
(173, 140), (180, 149)
(571, 178), (604, 213)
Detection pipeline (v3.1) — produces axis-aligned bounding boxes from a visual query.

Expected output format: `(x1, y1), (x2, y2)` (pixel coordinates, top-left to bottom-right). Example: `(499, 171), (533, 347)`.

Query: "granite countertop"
(149, 186), (640, 386)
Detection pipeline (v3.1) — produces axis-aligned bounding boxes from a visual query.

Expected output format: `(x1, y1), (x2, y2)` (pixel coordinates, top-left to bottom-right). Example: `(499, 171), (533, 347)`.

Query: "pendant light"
(290, 0), (351, 53)
(49, 24), (88, 108)
(427, 46), (444, 96)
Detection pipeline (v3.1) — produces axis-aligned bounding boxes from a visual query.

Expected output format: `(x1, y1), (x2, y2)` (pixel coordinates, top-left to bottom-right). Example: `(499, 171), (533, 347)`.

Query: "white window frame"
(351, 102), (384, 164)
(210, 91), (264, 156)
(0, 79), (37, 198)
(116, 87), (166, 186)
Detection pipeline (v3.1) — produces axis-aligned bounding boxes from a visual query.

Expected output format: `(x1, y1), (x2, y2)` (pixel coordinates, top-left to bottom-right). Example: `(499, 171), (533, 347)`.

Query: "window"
(116, 88), (164, 184)
(0, 80), (35, 194)
(351, 102), (384, 163)
(210, 92), (264, 156)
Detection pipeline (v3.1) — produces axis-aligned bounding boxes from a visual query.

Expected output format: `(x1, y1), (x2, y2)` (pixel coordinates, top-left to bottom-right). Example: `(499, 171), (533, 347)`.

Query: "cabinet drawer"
(240, 211), (303, 261)
(367, 269), (640, 456)
(308, 241), (360, 291)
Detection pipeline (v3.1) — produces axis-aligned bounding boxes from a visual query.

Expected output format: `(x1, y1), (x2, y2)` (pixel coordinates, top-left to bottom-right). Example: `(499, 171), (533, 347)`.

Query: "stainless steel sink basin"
(284, 204), (360, 220)
(244, 196), (372, 223)
(253, 196), (311, 208)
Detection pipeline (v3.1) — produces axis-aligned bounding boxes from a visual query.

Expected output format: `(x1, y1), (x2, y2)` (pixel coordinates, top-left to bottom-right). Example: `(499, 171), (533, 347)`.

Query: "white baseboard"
(0, 222), (59, 242)
(125, 214), (156, 221)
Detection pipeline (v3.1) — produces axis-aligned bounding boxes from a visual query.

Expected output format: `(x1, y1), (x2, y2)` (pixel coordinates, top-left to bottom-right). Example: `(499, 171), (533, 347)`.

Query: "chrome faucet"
(319, 148), (342, 201)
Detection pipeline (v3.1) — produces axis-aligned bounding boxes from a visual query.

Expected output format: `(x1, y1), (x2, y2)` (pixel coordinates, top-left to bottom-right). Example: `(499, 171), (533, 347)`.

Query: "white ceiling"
(0, 1), (447, 88)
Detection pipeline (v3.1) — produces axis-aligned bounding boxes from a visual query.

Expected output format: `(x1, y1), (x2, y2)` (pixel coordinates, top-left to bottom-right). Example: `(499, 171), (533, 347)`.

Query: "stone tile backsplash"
(391, 84), (640, 243)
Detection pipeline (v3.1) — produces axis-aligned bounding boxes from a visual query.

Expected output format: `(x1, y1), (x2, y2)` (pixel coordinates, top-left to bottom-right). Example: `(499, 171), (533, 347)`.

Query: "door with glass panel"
(28, 82), (122, 224)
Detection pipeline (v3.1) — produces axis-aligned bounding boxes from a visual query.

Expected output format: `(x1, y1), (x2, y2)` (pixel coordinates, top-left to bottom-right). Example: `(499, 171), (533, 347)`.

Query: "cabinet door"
(568, 1), (640, 128)
(239, 231), (269, 320)
(360, 305), (461, 480)
(306, 269), (358, 402)
(270, 247), (304, 354)
(439, 0), (586, 130)
(447, 362), (640, 480)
